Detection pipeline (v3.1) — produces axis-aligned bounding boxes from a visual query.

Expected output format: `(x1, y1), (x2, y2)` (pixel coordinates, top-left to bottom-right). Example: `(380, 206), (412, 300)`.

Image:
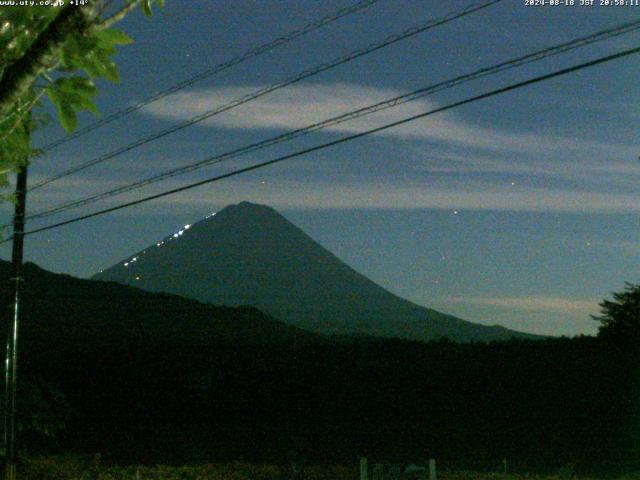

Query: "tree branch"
(0, 3), (98, 119)
(93, 0), (143, 31)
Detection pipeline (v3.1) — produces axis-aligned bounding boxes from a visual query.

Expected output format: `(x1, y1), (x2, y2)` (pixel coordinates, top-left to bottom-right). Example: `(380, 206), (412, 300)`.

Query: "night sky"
(2, 0), (639, 337)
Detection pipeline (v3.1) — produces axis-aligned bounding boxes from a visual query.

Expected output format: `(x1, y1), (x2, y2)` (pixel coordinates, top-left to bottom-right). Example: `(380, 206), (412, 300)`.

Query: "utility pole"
(3, 164), (28, 480)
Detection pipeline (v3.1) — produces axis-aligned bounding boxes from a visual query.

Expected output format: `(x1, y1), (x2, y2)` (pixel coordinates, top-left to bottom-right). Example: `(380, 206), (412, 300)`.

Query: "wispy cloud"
(127, 176), (640, 213)
(431, 295), (601, 336)
(19, 80), (640, 217)
(412, 150), (640, 187)
(442, 295), (599, 315)
(20, 173), (640, 218)
(141, 83), (637, 159)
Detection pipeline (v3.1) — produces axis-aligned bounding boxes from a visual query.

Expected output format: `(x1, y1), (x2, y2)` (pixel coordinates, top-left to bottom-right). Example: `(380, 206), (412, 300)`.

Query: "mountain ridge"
(0, 259), (319, 351)
(93, 201), (539, 342)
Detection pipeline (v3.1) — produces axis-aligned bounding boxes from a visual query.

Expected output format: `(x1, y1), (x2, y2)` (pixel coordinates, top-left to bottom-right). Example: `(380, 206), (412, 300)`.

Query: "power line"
(29, 0), (503, 191)
(31, 0), (500, 190)
(12, 44), (640, 242)
(37, 0), (382, 153)
(25, 18), (640, 222)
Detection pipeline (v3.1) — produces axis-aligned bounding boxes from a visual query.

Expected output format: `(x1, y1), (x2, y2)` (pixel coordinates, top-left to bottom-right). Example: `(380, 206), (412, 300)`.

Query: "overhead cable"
(26, 18), (640, 222)
(12, 43), (640, 241)
(37, 0), (383, 152)
(29, 0), (503, 191)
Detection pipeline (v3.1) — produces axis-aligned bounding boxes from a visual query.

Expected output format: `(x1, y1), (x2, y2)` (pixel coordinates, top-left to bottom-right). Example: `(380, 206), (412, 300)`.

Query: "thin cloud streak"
(442, 295), (600, 315)
(126, 177), (640, 213)
(413, 150), (640, 184)
(21, 82), (637, 221)
(141, 83), (637, 159)
(20, 174), (640, 220)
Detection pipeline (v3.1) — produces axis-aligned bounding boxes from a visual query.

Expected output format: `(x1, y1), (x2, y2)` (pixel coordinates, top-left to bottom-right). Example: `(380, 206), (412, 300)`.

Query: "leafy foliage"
(593, 282), (640, 345)
(0, 1), (163, 186)
(47, 25), (131, 130)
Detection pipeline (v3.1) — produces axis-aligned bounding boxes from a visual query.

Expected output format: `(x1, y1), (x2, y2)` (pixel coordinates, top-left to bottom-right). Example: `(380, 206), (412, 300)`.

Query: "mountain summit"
(93, 201), (534, 342)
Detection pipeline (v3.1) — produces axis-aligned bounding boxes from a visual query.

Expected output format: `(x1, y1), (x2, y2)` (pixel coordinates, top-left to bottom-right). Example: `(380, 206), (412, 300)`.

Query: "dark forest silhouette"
(1, 261), (638, 475)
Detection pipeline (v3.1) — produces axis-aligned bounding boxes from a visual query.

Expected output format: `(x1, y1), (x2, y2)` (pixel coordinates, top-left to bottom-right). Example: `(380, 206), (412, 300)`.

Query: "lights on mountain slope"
(123, 255), (139, 268)
(121, 213), (213, 269)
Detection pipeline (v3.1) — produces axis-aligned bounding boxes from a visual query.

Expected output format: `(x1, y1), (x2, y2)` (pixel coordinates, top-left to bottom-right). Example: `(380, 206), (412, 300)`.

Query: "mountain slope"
(94, 202), (537, 342)
(0, 260), (316, 351)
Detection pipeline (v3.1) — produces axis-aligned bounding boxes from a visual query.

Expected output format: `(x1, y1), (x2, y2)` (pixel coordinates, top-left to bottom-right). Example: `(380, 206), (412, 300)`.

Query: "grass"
(17, 457), (640, 480)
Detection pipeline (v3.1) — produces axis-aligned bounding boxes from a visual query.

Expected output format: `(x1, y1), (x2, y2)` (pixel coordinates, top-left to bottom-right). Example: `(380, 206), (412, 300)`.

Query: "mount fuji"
(93, 202), (536, 342)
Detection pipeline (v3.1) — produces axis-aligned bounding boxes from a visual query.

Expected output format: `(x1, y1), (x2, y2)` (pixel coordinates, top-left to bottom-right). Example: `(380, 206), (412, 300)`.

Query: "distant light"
(184, 224), (191, 229)
(173, 233), (179, 238)
(178, 230), (184, 235)
(124, 262), (129, 267)
(453, 210), (459, 215)
(135, 276), (140, 280)
(157, 243), (161, 247)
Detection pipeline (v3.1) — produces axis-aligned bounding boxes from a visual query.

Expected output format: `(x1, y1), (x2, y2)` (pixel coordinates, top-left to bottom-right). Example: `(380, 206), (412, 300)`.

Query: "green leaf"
(49, 77), (100, 119)
(55, 76), (98, 99)
(104, 61), (120, 83)
(141, 0), (153, 16)
(94, 28), (134, 48)
(60, 34), (98, 71)
(69, 33), (99, 55)
(46, 88), (77, 132)
(60, 47), (82, 71)
(79, 50), (110, 79)
(76, 53), (103, 78)
(93, 49), (120, 82)
(69, 91), (99, 115)
(69, 77), (98, 97)
(0, 115), (30, 171)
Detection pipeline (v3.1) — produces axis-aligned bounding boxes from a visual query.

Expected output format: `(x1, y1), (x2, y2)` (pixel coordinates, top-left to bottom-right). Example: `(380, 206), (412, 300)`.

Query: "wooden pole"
(3, 165), (28, 480)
